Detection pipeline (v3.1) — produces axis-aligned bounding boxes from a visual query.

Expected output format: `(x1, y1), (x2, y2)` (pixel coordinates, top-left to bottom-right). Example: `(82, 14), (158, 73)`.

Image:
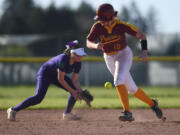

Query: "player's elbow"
(136, 31), (146, 40)
(57, 74), (64, 84)
(86, 39), (95, 49)
(86, 40), (91, 48)
(141, 34), (146, 40)
(58, 77), (64, 83)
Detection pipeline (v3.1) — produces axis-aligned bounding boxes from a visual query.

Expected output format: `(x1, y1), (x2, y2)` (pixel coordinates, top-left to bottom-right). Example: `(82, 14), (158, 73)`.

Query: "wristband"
(141, 40), (147, 50)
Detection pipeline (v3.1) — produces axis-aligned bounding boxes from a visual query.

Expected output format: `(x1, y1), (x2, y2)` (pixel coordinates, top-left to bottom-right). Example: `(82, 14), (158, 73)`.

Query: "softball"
(104, 82), (112, 89)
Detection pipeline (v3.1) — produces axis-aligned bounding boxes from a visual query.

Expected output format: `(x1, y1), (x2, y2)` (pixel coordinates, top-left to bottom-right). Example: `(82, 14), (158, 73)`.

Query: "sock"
(116, 84), (130, 112)
(134, 88), (155, 107)
(64, 94), (76, 114)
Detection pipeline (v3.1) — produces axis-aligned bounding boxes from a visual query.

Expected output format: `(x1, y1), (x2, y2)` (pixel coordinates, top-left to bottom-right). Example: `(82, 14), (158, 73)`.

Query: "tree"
(119, 6), (131, 22)
(119, 1), (157, 34)
(166, 36), (180, 56)
(145, 7), (158, 34)
(27, 7), (46, 34)
(0, 0), (35, 34)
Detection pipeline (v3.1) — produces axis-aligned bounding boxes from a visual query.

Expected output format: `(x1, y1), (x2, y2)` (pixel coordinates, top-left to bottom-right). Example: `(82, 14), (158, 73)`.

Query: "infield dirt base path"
(0, 109), (180, 135)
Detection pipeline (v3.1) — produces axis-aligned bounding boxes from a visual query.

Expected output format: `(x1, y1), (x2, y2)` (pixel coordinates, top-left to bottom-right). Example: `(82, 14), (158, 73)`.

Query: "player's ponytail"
(64, 40), (80, 56)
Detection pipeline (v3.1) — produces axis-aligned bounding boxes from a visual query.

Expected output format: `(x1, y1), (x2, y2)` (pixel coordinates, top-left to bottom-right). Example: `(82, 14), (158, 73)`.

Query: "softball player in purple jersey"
(7, 40), (87, 121)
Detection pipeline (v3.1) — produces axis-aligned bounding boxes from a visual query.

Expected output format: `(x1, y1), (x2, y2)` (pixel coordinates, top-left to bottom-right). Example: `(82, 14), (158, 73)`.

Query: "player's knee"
(128, 88), (138, 94)
(32, 95), (44, 105)
(114, 79), (125, 86)
(126, 85), (138, 94)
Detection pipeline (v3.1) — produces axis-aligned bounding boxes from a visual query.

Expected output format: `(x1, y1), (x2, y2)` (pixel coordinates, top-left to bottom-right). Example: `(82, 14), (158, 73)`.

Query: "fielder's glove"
(79, 89), (93, 107)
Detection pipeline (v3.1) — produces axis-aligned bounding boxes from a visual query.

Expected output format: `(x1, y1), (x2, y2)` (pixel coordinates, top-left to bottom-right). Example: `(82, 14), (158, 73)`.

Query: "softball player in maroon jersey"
(86, 3), (163, 121)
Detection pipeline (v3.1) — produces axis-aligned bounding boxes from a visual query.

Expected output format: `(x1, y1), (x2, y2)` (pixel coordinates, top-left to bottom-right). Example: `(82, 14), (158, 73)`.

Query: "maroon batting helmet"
(94, 3), (117, 21)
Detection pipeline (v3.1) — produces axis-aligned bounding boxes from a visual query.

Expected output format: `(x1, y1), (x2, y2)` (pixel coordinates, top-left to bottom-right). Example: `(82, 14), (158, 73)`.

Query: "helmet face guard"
(94, 3), (117, 22)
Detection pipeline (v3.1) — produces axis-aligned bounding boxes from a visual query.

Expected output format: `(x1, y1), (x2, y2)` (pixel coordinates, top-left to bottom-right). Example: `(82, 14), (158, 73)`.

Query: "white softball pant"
(104, 46), (138, 94)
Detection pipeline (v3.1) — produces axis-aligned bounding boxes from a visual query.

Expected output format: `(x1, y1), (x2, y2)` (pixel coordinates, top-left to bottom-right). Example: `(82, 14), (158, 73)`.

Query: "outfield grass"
(0, 85), (180, 110)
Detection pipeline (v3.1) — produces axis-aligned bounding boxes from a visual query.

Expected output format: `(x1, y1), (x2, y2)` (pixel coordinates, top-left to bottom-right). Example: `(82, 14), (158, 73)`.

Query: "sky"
(0, 0), (180, 34)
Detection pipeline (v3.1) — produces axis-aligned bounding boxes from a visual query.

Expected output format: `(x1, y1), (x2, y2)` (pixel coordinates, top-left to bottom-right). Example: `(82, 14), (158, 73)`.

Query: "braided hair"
(64, 40), (81, 56)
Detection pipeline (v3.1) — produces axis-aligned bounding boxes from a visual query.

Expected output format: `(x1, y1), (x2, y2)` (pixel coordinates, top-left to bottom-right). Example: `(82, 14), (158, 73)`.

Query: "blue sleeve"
(73, 62), (81, 73)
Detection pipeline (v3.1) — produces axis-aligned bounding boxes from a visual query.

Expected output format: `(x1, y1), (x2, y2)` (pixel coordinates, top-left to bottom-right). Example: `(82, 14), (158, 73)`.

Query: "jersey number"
(114, 44), (121, 50)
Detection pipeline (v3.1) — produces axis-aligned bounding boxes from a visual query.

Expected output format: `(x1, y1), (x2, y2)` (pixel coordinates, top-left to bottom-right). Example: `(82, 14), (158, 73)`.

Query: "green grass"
(0, 85), (180, 110)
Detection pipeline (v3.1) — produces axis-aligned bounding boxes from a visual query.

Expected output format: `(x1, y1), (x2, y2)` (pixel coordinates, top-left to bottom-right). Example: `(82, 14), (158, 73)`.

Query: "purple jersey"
(37, 54), (81, 78)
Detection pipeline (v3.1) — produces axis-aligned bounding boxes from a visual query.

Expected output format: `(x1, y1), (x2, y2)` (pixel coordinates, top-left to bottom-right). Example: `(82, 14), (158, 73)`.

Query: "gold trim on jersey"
(117, 19), (138, 32)
(100, 34), (121, 43)
(103, 20), (118, 34)
(105, 51), (118, 56)
(102, 38), (121, 45)
(87, 18), (138, 39)
(100, 18), (138, 34)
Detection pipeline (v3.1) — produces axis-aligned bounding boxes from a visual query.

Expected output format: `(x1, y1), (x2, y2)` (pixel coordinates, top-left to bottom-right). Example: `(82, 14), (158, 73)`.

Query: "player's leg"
(7, 76), (50, 121)
(52, 76), (79, 120)
(104, 47), (134, 121)
(134, 88), (163, 118)
(114, 47), (133, 113)
(64, 76), (77, 114)
(125, 72), (163, 119)
(104, 53), (116, 76)
(104, 51), (130, 112)
(125, 73), (155, 106)
(13, 76), (50, 111)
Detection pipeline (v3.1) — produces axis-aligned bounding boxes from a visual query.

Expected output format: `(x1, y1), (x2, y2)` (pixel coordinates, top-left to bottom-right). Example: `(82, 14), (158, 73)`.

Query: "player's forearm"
(59, 79), (75, 94)
(86, 40), (98, 49)
(72, 79), (82, 92)
(135, 31), (148, 51)
(57, 69), (75, 93)
(136, 31), (146, 40)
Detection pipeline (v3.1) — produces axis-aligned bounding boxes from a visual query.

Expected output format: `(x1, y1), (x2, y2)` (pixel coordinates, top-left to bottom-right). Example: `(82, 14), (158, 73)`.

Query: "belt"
(105, 51), (118, 56)
(104, 45), (126, 56)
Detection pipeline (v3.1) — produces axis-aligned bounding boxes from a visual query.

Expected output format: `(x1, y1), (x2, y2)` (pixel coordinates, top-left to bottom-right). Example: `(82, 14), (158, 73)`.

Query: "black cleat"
(151, 99), (163, 119)
(119, 111), (134, 122)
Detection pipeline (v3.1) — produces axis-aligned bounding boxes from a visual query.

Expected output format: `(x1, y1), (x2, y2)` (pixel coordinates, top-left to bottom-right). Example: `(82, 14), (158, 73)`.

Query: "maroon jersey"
(87, 18), (138, 53)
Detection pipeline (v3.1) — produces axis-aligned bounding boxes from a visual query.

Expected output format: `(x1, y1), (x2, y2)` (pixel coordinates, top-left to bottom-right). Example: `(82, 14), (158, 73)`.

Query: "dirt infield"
(0, 109), (180, 135)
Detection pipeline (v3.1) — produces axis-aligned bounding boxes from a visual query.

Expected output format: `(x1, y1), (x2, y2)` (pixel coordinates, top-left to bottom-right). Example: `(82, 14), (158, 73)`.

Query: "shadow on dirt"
(168, 121), (180, 124)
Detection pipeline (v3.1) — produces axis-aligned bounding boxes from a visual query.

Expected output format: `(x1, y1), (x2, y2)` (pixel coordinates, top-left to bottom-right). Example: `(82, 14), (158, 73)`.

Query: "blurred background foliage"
(0, 0), (161, 57)
(0, 0), (179, 86)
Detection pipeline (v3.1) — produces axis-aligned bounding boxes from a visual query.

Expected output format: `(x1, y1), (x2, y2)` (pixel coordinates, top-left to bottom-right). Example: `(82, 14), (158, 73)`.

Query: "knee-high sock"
(64, 94), (76, 114)
(134, 88), (154, 107)
(116, 84), (130, 112)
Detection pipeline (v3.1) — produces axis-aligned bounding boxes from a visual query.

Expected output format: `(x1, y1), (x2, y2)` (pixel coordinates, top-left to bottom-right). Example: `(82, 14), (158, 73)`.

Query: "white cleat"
(7, 108), (16, 121)
(62, 113), (80, 120)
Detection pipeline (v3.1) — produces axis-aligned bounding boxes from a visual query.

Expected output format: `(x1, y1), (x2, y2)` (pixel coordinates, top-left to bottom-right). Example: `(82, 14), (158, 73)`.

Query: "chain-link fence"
(0, 59), (180, 86)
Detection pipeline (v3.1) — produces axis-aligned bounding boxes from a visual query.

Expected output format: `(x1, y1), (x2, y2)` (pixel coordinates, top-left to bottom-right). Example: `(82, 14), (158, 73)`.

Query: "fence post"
(84, 62), (89, 88)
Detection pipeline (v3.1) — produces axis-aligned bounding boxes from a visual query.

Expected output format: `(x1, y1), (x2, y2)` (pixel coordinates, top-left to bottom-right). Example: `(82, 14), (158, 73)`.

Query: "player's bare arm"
(72, 73), (83, 93)
(135, 31), (148, 61)
(86, 39), (103, 50)
(135, 31), (146, 40)
(57, 69), (78, 100)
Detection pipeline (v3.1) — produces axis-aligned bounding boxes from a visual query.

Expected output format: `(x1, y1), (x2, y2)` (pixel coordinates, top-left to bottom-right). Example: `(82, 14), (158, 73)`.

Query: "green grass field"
(0, 85), (180, 110)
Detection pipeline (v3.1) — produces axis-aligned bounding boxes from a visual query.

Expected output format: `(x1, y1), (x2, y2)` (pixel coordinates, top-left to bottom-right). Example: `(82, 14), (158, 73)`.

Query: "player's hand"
(97, 43), (104, 50)
(140, 50), (148, 61)
(71, 90), (79, 100)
